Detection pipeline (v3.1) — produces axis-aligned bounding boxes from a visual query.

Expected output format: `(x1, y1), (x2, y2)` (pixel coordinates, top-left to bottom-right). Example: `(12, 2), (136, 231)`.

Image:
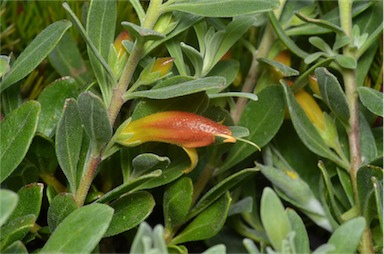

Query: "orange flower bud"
(115, 111), (236, 173)
(114, 31), (131, 59)
(151, 57), (174, 77)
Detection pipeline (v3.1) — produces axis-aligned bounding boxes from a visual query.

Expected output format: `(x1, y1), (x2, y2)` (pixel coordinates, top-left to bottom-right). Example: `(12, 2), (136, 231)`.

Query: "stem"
(40, 173), (66, 193)
(75, 151), (101, 207)
(231, 0), (286, 123)
(339, 1), (374, 253)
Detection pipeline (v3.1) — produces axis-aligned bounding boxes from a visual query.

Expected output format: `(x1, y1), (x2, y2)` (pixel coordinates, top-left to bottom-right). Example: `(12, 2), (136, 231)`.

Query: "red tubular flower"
(114, 111), (236, 173)
(114, 31), (131, 59)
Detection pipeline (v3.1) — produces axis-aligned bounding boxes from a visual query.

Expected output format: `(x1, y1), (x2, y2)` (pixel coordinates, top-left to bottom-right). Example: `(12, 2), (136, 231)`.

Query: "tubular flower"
(114, 111), (237, 173)
(114, 31), (131, 60)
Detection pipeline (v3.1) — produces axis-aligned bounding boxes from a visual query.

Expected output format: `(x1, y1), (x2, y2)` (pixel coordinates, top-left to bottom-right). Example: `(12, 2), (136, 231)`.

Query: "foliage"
(0, 0), (382, 253)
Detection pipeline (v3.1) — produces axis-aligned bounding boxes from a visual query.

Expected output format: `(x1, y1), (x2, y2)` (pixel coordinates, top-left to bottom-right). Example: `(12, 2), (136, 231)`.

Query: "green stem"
(40, 173), (66, 193)
(339, 1), (374, 253)
(231, 0), (286, 123)
(75, 150), (101, 207)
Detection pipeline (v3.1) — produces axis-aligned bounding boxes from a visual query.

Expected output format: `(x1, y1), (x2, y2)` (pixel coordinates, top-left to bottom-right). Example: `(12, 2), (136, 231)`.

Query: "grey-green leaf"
(219, 85), (285, 172)
(165, 0), (279, 17)
(0, 101), (40, 183)
(9, 183), (43, 221)
(260, 187), (291, 252)
(125, 76), (226, 100)
(171, 192), (231, 244)
(358, 87), (383, 117)
(40, 204), (113, 254)
(47, 193), (78, 233)
(55, 99), (83, 194)
(327, 217), (366, 254)
(0, 214), (35, 251)
(0, 190), (18, 227)
(281, 84), (341, 164)
(77, 92), (112, 148)
(164, 177), (193, 230)
(286, 209), (310, 254)
(2, 241), (28, 254)
(37, 77), (78, 137)
(104, 191), (155, 237)
(0, 20), (72, 92)
(190, 168), (257, 218)
(257, 58), (299, 77)
(315, 67), (350, 126)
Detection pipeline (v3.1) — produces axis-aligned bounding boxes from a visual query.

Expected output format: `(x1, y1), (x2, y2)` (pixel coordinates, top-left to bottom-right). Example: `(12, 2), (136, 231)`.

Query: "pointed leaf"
(37, 77), (78, 137)
(104, 191), (155, 237)
(327, 217), (366, 254)
(47, 193), (78, 233)
(171, 192), (231, 244)
(0, 215), (35, 251)
(358, 87), (383, 117)
(55, 99), (82, 194)
(0, 101), (40, 183)
(0, 20), (72, 92)
(132, 153), (170, 178)
(286, 209), (310, 254)
(2, 241), (28, 254)
(78, 92), (112, 148)
(40, 204), (113, 253)
(219, 86), (285, 172)
(125, 76), (226, 100)
(165, 0), (279, 17)
(86, 0), (117, 104)
(257, 58), (299, 77)
(281, 84), (341, 164)
(9, 183), (43, 221)
(0, 190), (18, 227)
(190, 168), (257, 218)
(260, 187), (291, 252)
(315, 68), (350, 126)
(164, 177), (193, 230)
(122, 21), (165, 41)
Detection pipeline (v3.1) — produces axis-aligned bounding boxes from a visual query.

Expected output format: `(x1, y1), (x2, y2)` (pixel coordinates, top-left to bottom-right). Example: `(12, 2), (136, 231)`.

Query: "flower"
(295, 89), (325, 132)
(114, 31), (131, 60)
(114, 111), (237, 173)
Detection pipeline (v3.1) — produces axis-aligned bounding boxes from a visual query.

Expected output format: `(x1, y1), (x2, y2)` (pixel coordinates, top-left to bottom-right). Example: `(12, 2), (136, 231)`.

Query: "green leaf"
(122, 21), (165, 41)
(55, 99), (83, 194)
(2, 241), (28, 254)
(357, 163), (383, 222)
(202, 244), (226, 254)
(37, 77), (78, 137)
(9, 183), (43, 221)
(131, 153), (170, 178)
(125, 76), (226, 100)
(0, 101), (40, 183)
(171, 192), (231, 244)
(0, 214), (35, 251)
(164, 177), (193, 230)
(359, 113), (378, 164)
(309, 37), (333, 54)
(213, 16), (255, 66)
(0, 55), (10, 78)
(77, 92), (112, 149)
(96, 169), (162, 203)
(207, 60), (239, 91)
(105, 191), (154, 237)
(190, 168), (257, 218)
(47, 193), (77, 233)
(294, 12), (344, 34)
(315, 68), (350, 127)
(358, 87), (383, 117)
(219, 86), (285, 172)
(49, 33), (91, 86)
(40, 204), (113, 254)
(0, 20), (72, 92)
(260, 187), (291, 252)
(0, 190), (18, 227)
(327, 217), (366, 254)
(257, 58), (299, 77)
(281, 84), (343, 165)
(165, 0), (279, 17)
(180, 42), (203, 76)
(86, 0), (117, 104)
(228, 197), (253, 216)
(335, 54), (357, 69)
(130, 223), (168, 254)
(286, 209), (310, 254)
(269, 12), (309, 59)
